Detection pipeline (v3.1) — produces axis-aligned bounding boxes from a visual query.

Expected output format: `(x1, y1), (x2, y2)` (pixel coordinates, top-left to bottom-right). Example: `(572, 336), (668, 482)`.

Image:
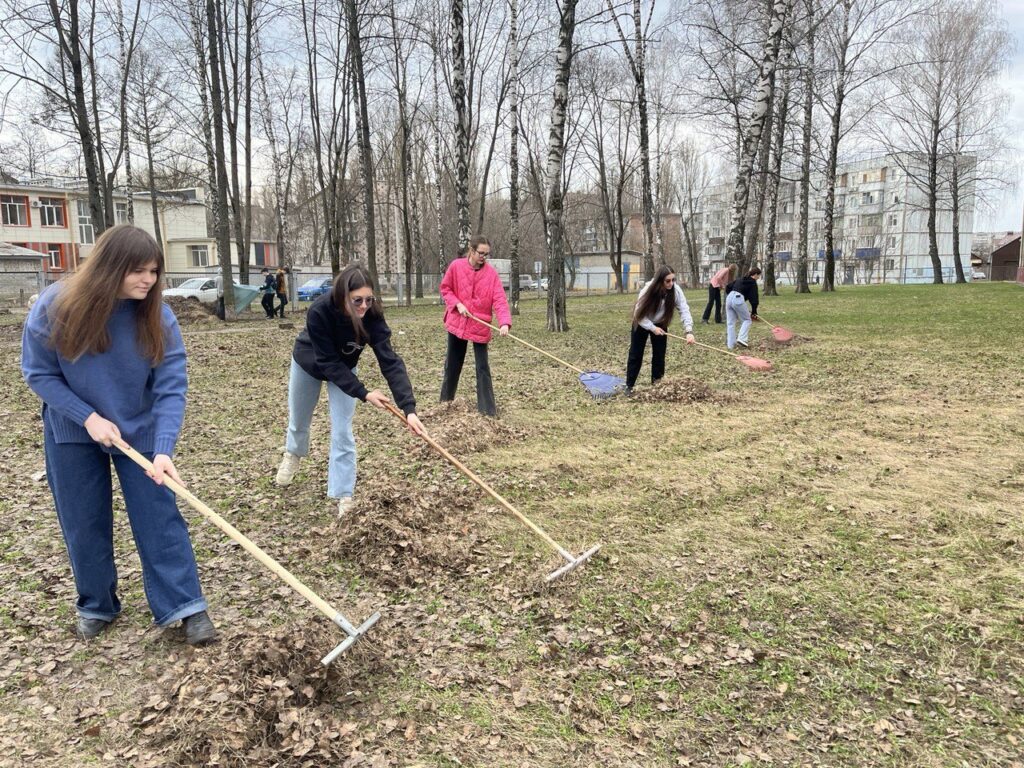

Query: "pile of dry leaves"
(630, 376), (722, 404)
(413, 400), (528, 454)
(333, 469), (483, 588)
(165, 296), (220, 326)
(135, 622), (388, 767)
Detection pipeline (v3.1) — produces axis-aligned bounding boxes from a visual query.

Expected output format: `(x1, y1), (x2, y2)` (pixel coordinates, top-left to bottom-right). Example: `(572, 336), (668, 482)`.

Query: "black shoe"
(715, 320), (724, 324)
(183, 611), (218, 646)
(76, 616), (111, 639)
(700, 318), (709, 325)
(623, 385), (634, 396)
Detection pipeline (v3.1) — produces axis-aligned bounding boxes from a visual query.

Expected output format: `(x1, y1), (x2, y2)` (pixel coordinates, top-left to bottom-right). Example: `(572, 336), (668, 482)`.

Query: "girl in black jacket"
(275, 265), (425, 517)
(725, 267), (761, 350)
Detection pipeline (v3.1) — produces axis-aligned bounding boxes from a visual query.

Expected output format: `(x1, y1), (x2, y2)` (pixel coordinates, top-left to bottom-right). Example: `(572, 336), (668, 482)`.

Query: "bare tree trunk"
(389, 1), (414, 307)
(927, 102), (943, 283)
(452, 0), (471, 248)
(795, 0), (815, 294)
(763, 46), (793, 297)
(508, 0), (521, 314)
(950, 126), (965, 283)
(725, 0), (794, 271)
(431, 46), (446, 271)
(255, 33), (289, 272)
(48, 0), (106, 234)
(345, 0), (377, 283)
(545, 0), (578, 332)
(206, 0), (235, 314)
(821, 33), (848, 293)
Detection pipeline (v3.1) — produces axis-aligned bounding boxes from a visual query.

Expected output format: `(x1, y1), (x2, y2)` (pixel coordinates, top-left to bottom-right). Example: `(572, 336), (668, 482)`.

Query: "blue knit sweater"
(21, 285), (188, 457)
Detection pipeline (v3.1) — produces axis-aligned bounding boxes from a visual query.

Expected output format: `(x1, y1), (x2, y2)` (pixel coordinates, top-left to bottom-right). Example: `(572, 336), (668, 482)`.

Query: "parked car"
(519, 275), (538, 291)
(540, 277), (549, 291)
(970, 269), (987, 280)
(163, 277), (218, 303)
(298, 276), (334, 301)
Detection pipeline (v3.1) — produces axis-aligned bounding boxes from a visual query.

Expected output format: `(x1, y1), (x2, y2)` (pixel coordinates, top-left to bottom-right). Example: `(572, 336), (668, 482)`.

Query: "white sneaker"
(337, 497), (354, 518)
(275, 452), (301, 486)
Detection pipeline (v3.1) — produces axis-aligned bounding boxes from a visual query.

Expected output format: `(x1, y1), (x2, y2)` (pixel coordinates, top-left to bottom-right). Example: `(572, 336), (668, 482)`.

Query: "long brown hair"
(331, 264), (383, 343)
(50, 224), (166, 363)
(633, 265), (677, 329)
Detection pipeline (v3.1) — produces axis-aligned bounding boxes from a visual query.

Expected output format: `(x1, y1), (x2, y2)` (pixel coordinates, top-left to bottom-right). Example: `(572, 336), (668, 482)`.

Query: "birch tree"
(723, 0), (794, 271)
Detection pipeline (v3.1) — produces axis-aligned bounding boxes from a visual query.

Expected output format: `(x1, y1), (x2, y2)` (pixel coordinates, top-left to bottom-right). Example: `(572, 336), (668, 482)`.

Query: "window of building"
(39, 197), (66, 227)
(885, 258), (895, 271)
(888, 214), (898, 226)
(861, 214), (882, 227)
(886, 235), (897, 248)
(1, 194), (29, 226)
(190, 244), (209, 267)
(861, 192), (875, 205)
(77, 200), (95, 244)
(46, 243), (63, 270)
(115, 201), (129, 225)
(892, 193), (899, 204)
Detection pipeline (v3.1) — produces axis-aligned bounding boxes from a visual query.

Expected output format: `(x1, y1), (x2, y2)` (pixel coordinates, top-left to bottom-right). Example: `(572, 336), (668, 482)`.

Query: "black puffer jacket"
(726, 276), (759, 315)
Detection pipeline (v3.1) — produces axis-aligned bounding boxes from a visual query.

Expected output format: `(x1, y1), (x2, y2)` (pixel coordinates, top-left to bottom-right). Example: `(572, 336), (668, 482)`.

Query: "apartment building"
(693, 153), (975, 285)
(0, 180), (278, 276)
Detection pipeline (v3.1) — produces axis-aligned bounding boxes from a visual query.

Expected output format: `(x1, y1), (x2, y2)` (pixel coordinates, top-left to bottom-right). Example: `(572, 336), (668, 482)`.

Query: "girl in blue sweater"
(21, 225), (215, 645)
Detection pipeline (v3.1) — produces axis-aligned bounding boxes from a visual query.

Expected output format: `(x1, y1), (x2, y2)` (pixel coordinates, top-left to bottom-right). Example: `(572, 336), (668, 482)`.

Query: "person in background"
(725, 266), (761, 350)
(20, 224), (215, 645)
(438, 236), (511, 417)
(260, 267), (276, 319)
(701, 263), (737, 325)
(625, 264), (695, 394)
(275, 264), (425, 517)
(275, 267), (289, 318)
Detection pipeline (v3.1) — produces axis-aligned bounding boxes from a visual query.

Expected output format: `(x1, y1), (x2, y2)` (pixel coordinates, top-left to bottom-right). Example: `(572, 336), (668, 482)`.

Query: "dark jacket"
(262, 274), (276, 293)
(292, 293), (416, 413)
(726, 276), (759, 315)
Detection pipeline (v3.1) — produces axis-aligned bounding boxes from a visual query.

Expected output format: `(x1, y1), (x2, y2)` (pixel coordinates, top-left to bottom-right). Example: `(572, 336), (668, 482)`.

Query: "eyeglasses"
(351, 296), (375, 307)
(475, 249), (491, 257)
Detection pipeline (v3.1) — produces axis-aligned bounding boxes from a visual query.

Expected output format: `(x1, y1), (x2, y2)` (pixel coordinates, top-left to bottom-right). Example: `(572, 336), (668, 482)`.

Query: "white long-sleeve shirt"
(634, 281), (693, 334)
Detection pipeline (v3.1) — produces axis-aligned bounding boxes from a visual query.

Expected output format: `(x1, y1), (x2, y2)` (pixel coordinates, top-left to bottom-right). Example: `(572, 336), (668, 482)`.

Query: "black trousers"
(702, 285), (722, 323)
(440, 332), (496, 416)
(261, 292), (275, 317)
(625, 326), (667, 388)
(276, 292), (288, 317)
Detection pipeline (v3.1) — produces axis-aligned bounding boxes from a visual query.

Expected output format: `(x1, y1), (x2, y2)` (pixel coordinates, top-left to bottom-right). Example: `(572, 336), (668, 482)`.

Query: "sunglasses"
(351, 295), (375, 307)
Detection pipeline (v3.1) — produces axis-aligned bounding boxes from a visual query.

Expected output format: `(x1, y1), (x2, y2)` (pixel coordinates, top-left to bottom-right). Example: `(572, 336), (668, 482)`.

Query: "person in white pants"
(725, 267), (761, 350)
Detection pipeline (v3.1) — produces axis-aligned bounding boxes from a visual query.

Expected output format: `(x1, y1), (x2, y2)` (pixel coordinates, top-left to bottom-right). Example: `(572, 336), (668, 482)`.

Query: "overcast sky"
(978, 0), (1024, 232)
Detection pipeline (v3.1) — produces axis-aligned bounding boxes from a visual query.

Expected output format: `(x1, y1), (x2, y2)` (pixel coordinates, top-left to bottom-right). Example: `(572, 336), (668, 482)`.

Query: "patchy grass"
(0, 283), (1022, 766)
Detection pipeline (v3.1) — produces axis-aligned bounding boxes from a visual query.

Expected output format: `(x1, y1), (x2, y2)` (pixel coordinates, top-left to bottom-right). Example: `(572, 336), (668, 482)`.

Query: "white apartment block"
(696, 153), (975, 285)
(0, 180), (279, 277)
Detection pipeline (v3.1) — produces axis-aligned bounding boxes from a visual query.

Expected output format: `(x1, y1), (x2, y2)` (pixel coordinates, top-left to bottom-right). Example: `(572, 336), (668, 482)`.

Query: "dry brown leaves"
(165, 296), (221, 326)
(134, 622), (388, 767)
(630, 376), (724, 404)
(414, 400), (529, 453)
(332, 469), (483, 588)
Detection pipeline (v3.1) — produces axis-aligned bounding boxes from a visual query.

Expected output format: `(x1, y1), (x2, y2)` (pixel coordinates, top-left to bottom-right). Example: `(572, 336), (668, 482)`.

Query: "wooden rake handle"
(379, 401), (573, 561)
(664, 331), (741, 359)
(464, 314), (586, 375)
(113, 439), (341, 624)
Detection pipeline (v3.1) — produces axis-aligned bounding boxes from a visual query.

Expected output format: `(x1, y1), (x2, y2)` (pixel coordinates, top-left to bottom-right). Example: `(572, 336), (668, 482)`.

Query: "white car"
(970, 270), (987, 280)
(164, 277), (218, 303)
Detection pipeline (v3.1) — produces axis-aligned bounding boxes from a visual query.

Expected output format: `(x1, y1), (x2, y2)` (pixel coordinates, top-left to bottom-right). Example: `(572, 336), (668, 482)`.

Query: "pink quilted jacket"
(439, 257), (512, 343)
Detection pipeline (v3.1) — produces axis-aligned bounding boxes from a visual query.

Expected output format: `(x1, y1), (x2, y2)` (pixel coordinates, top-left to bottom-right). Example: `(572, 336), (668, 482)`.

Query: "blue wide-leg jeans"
(44, 426), (207, 626)
(284, 358), (358, 499)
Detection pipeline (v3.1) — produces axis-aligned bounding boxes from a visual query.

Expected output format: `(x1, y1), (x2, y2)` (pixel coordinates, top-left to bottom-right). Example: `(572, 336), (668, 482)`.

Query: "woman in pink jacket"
(439, 236), (512, 417)
(701, 263), (737, 325)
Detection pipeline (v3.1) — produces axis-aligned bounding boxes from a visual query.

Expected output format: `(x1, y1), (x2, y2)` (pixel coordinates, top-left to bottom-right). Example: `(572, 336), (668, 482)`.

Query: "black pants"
(261, 292), (275, 318)
(439, 332), (496, 416)
(276, 292), (288, 317)
(702, 285), (722, 323)
(625, 326), (667, 389)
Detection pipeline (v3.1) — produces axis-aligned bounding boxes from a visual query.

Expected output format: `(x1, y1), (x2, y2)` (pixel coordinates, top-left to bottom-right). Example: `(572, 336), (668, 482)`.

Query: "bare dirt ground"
(1, 285), (1021, 767)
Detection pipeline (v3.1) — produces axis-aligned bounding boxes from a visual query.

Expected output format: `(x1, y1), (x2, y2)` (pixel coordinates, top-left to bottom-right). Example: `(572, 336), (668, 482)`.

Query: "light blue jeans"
(285, 359), (357, 499)
(725, 291), (752, 349)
